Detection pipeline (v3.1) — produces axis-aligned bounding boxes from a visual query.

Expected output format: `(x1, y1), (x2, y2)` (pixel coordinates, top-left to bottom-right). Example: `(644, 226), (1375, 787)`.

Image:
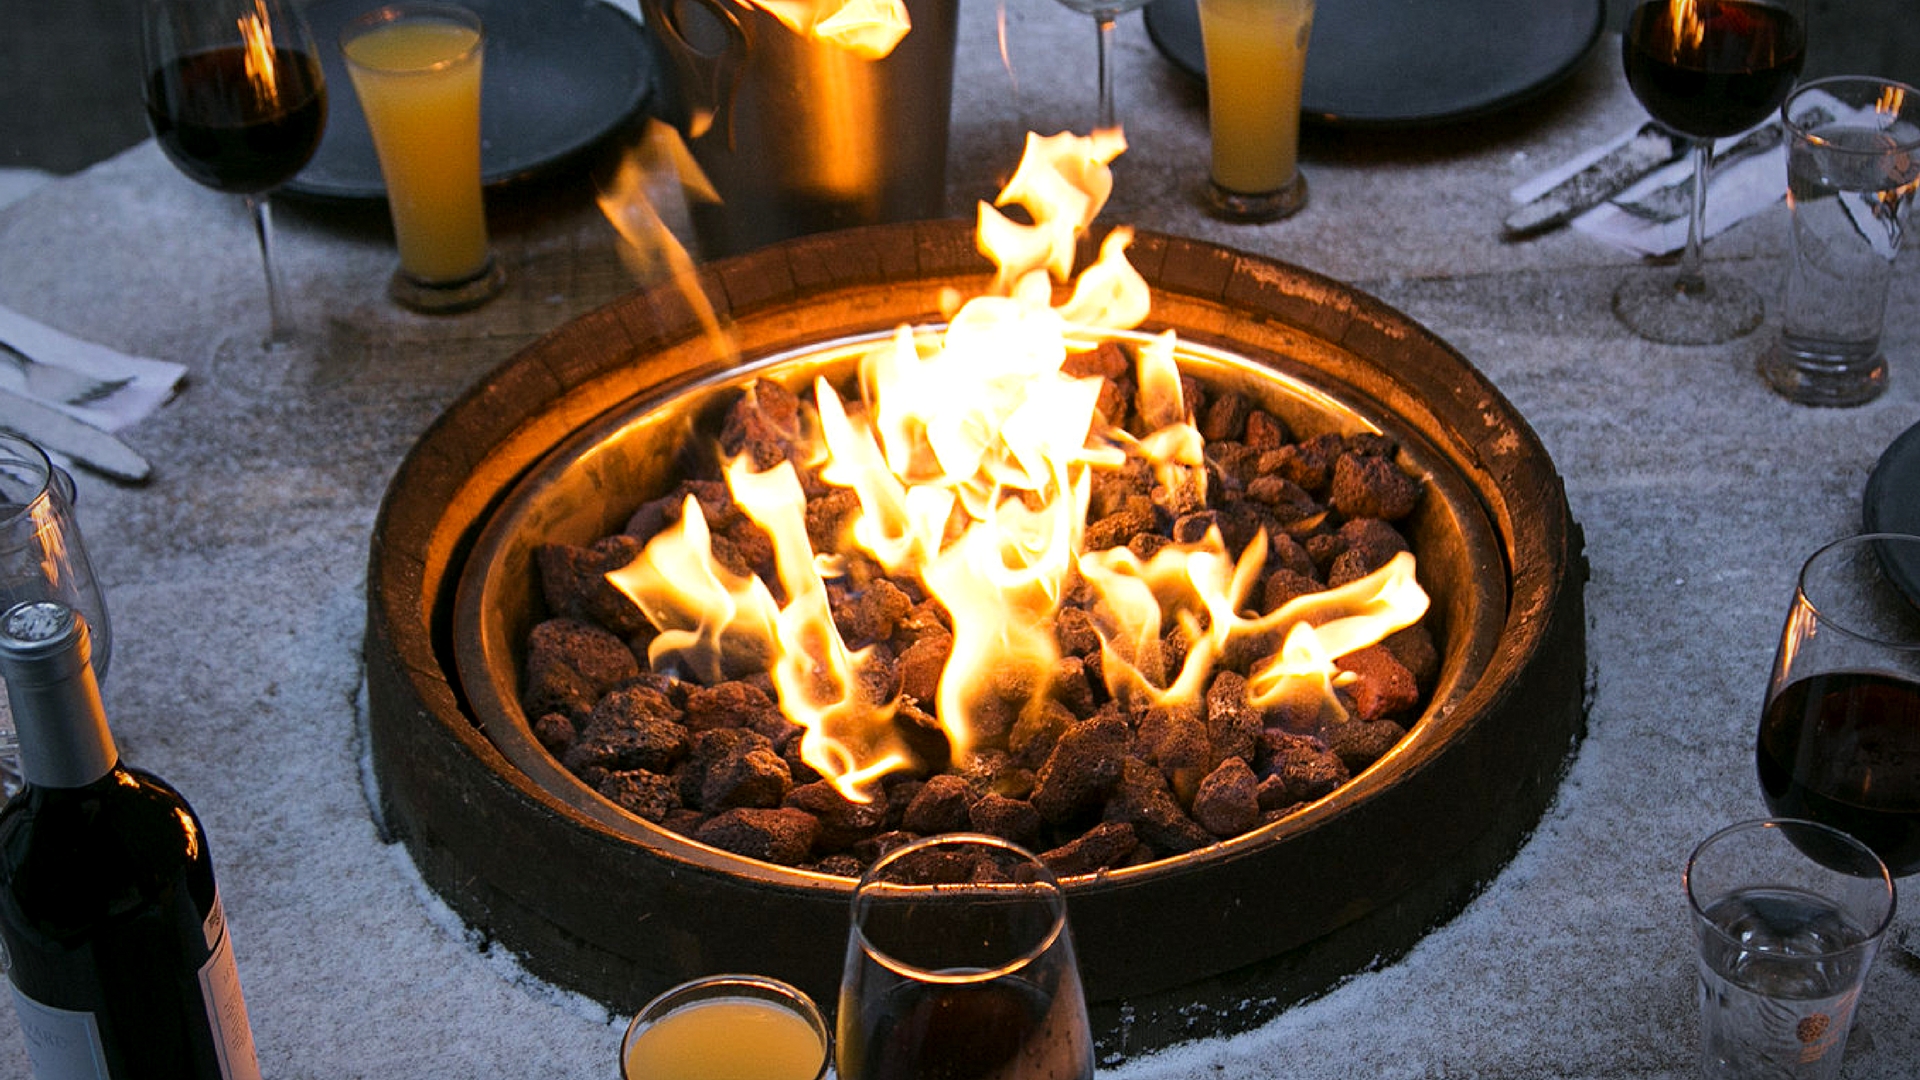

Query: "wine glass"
(1614, 0), (1806, 344)
(140, 0), (327, 353)
(1756, 534), (1920, 875)
(0, 434), (112, 794)
(837, 834), (1095, 1080)
(1048, 0), (1155, 134)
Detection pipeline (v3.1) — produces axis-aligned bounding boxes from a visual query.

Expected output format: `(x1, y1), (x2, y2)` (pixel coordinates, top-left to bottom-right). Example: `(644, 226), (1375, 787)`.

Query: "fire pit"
(364, 219), (1586, 1056)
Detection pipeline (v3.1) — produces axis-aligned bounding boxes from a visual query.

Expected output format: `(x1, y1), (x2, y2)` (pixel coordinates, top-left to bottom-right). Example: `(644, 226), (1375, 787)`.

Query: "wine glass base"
(1611, 271), (1764, 345)
(389, 254), (507, 315)
(211, 333), (338, 402)
(1206, 172), (1308, 223)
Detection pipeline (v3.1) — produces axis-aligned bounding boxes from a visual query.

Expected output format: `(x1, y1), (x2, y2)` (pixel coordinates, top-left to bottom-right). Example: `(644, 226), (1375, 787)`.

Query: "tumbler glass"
(1761, 76), (1920, 406)
(620, 973), (830, 1080)
(1686, 818), (1894, 1080)
(340, 2), (506, 312)
(1198, 0), (1314, 222)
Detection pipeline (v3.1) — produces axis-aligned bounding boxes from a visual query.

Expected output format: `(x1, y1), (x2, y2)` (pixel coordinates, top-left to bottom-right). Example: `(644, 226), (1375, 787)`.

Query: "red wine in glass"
(1612, 0), (1805, 345)
(147, 46), (327, 194)
(1755, 534), (1920, 878)
(1623, 0), (1805, 138)
(1758, 669), (1920, 876)
(141, 0), (327, 350)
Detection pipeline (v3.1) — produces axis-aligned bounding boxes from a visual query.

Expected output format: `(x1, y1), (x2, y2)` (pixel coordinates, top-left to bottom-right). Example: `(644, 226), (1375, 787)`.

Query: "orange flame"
(237, 0), (282, 108)
(606, 132), (1429, 802)
(1666, 0), (1704, 53)
(751, 0), (911, 57)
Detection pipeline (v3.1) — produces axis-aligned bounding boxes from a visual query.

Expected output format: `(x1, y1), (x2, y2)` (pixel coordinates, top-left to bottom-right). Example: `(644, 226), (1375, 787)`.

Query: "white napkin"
(1510, 121), (1788, 257)
(0, 301), (185, 433)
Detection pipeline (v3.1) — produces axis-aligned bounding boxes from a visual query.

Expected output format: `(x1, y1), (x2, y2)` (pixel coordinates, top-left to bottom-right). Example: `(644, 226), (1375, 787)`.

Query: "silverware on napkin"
(1612, 116), (1813, 223)
(0, 385), (151, 484)
(0, 303), (184, 484)
(1504, 122), (1687, 238)
(0, 340), (130, 409)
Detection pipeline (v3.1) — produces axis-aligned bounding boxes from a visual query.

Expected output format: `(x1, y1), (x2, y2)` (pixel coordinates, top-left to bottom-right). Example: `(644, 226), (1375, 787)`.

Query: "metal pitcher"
(640, 0), (959, 259)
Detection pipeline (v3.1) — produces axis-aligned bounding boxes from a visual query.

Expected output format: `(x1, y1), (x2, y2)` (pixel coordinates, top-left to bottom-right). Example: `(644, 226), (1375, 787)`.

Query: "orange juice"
(1197, 0), (1314, 195)
(342, 15), (490, 283)
(622, 996), (828, 1080)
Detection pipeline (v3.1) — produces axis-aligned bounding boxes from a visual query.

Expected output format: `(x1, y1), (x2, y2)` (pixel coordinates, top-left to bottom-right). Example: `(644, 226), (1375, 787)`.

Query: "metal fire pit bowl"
(364, 220), (1587, 1058)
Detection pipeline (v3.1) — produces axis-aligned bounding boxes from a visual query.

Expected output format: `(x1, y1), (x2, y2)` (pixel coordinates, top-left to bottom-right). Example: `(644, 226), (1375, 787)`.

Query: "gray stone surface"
(1, 2), (1918, 1078)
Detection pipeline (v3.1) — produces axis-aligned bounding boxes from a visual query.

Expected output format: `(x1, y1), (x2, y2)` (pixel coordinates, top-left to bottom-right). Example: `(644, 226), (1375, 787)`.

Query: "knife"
(0, 385), (151, 484)
(1504, 122), (1688, 238)
(1613, 117), (1809, 223)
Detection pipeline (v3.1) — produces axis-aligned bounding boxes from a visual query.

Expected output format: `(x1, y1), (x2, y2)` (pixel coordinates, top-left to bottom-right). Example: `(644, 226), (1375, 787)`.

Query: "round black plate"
(285, 0), (654, 202)
(1864, 418), (1920, 605)
(1143, 0), (1605, 128)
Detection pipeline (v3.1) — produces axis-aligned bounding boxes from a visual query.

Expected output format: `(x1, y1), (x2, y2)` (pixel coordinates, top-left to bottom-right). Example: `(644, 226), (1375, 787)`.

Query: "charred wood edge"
(364, 219), (1587, 1051)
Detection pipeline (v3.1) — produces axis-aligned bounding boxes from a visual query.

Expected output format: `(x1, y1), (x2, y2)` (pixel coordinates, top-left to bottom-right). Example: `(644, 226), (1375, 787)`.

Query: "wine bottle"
(0, 601), (261, 1080)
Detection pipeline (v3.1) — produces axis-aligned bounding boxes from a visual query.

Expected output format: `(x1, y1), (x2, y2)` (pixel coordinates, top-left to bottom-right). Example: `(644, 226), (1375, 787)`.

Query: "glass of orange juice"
(340, 2), (505, 312)
(621, 974), (831, 1080)
(1197, 0), (1314, 222)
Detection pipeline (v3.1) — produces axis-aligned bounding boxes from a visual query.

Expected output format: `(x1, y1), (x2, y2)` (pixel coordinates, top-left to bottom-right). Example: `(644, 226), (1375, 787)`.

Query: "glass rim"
(0, 432), (67, 529)
(1684, 817), (1896, 954)
(1794, 532), (1920, 652)
(340, 1), (484, 74)
(619, 973), (829, 1080)
(850, 833), (1068, 985)
(1782, 75), (1920, 153)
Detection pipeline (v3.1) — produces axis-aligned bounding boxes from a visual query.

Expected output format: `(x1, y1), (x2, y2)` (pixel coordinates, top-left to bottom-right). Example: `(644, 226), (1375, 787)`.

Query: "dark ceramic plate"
(1143, 0), (1605, 128)
(284, 0), (653, 202)
(1863, 418), (1920, 605)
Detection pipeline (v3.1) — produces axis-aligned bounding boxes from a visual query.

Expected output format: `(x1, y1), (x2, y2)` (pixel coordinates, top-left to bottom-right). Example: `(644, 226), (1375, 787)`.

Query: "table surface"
(2, 1), (1918, 1077)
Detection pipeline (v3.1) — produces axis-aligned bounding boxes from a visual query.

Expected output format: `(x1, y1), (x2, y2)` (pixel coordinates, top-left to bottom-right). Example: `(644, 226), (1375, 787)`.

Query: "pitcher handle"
(639, 0), (749, 145)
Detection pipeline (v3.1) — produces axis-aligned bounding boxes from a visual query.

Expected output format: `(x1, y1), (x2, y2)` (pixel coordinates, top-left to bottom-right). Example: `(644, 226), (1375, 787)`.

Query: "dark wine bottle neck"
(0, 602), (117, 789)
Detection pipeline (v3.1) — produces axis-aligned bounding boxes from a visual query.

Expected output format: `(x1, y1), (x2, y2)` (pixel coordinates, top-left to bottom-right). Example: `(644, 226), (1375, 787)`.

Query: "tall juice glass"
(1198, 0), (1314, 221)
(341, 2), (505, 312)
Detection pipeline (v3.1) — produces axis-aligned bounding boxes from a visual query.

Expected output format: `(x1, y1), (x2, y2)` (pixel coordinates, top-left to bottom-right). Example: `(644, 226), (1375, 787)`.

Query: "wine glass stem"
(246, 193), (295, 349)
(1094, 13), (1119, 132)
(1677, 138), (1714, 297)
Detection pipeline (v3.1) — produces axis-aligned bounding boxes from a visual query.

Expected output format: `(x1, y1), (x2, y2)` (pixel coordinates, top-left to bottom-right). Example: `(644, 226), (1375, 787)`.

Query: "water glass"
(340, 1), (505, 313)
(0, 434), (112, 793)
(1761, 76), (1920, 406)
(836, 834), (1093, 1080)
(1198, 0), (1315, 222)
(620, 973), (830, 1080)
(1686, 818), (1894, 1080)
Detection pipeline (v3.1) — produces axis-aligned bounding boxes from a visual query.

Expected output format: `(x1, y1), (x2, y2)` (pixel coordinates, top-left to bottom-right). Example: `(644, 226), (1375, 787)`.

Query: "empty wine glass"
(0, 434), (112, 794)
(141, 0), (328, 353)
(836, 834), (1094, 1080)
(1048, 0), (1155, 133)
(1614, 0), (1806, 344)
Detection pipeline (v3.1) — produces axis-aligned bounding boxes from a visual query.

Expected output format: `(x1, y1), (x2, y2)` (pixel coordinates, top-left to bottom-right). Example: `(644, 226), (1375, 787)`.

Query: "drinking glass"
(1760, 76), (1920, 407)
(836, 834), (1094, 1080)
(1613, 0), (1806, 344)
(1756, 533), (1920, 875)
(1686, 818), (1893, 1080)
(1198, 0), (1314, 222)
(0, 435), (112, 793)
(621, 974), (830, 1080)
(1047, 0), (1155, 133)
(141, 0), (328, 350)
(341, 2), (506, 313)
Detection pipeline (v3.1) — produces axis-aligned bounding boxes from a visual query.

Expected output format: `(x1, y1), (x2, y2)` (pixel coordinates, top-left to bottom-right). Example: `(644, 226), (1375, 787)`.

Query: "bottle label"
(9, 987), (110, 1080)
(197, 894), (262, 1080)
